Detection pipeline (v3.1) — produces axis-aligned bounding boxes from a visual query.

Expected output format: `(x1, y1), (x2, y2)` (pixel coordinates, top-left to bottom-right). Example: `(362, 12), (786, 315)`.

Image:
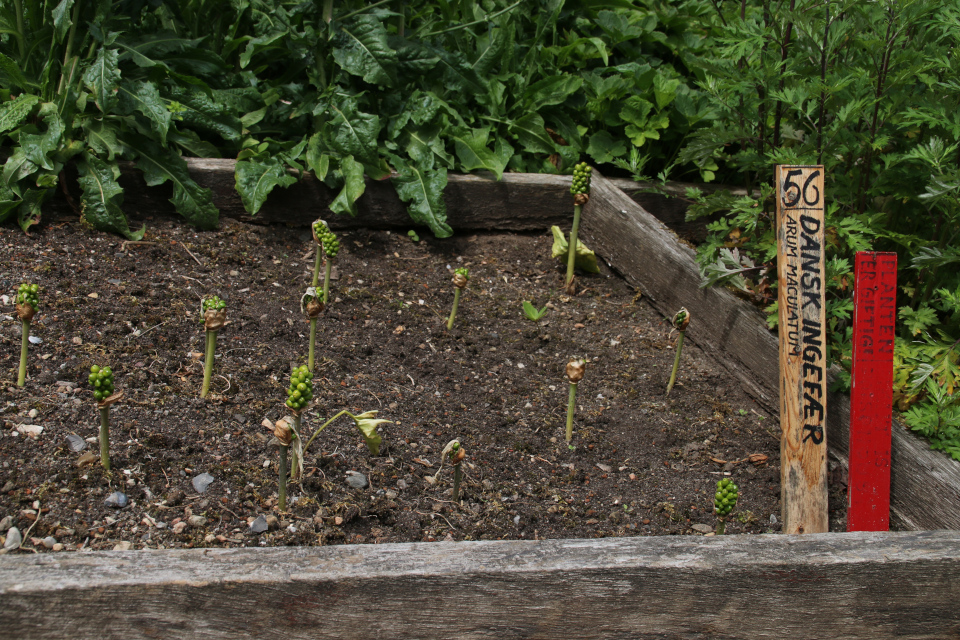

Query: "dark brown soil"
(0, 214), (845, 552)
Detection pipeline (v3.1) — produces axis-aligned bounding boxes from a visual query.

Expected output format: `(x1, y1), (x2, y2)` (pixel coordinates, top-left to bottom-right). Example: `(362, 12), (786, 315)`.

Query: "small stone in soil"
(113, 541), (133, 551)
(65, 434), (86, 452)
(345, 471), (368, 489)
(192, 473), (214, 494)
(187, 515), (207, 528)
(42, 536), (56, 549)
(3, 527), (21, 550)
(249, 515), (268, 534)
(104, 492), (128, 508)
(265, 515), (279, 531)
(0, 516), (12, 531)
(396, 479), (408, 490)
(691, 524), (713, 534)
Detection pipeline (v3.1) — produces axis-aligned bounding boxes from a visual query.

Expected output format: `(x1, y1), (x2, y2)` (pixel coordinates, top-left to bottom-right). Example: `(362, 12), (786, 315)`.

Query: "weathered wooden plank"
(578, 171), (960, 532)
(2, 532), (959, 640)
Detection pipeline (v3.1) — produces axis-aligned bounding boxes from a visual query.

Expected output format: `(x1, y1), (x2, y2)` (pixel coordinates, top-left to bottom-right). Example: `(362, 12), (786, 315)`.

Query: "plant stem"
(99, 406), (110, 472)
(566, 382), (578, 443)
(201, 330), (217, 398)
(717, 517), (726, 535)
(453, 464), (462, 502)
(290, 414), (301, 481)
(302, 409), (350, 452)
(323, 258), (333, 303)
(447, 288), (462, 330)
(667, 330), (686, 395)
(565, 204), (582, 290)
(322, 0), (333, 23)
(312, 245), (322, 288)
(18, 320), (29, 386)
(278, 444), (288, 512)
(308, 318), (318, 373)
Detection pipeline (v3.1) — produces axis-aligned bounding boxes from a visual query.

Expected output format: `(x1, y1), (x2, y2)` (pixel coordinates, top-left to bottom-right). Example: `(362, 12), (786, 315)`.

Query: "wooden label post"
(776, 165), (828, 534)
(848, 252), (897, 531)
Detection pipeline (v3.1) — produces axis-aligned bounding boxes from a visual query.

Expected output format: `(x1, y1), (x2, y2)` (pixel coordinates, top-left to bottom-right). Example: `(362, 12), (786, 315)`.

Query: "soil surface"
(0, 213), (846, 553)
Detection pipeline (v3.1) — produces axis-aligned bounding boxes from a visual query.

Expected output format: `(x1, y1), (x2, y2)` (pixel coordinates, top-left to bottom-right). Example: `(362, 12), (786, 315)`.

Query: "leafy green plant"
(87, 365), (118, 472)
(14, 283), (38, 386)
(565, 162), (593, 293)
(666, 308), (690, 396)
(551, 226), (600, 276)
(408, 230), (420, 242)
(200, 296), (226, 398)
(714, 478), (738, 535)
(564, 358), (585, 444)
(522, 300), (548, 322)
(447, 267), (469, 330)
(302, 409), (390, 458)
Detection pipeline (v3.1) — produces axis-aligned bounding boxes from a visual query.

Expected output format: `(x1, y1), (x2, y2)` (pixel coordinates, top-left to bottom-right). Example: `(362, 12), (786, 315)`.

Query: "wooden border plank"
(2, 532), (959, 640)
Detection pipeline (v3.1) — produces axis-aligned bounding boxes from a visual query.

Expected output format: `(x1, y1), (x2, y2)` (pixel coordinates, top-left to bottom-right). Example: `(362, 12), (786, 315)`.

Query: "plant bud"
(15, 302), (36, 322)
(450, 447), (466, 465)
(566, 359), (585, 384)
(204, 308), (227, 331)
(672, 307), (690, 332)
(573, 193), (589, 206)
(305, 298), (323, 318)
(452, 273), (468, 289)
(274, 417), (293, 446)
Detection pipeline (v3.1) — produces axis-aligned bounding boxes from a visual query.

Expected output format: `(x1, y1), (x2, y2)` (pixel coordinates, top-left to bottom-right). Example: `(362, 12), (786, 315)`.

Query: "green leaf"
(390, 155), (451, 238)
(0, 94), (39, 135)
(508, 113), (557, 155)
(82, 48), (121, 114)
(328, 99), (380, 165)
(124, 134), (218, 229)
(18, 188), (52, 234)
(18, 103), (64, 171)
(653, 75), (681, 110)
(77, 154), (145, 240)
(0, 198), (19, 224)
(329, 155), (365, 217)
(550, 226), (600, 273)
(331, 15), (397, 87)
(168, 128), (221, 158)
(52, 0), (75, 43)
(899, 305), (939, 336)
(163, 85), (242, 141)
(84, 120), (124, 161)
(306, 133), (329, 180)
(0, 53), (33, 90)
(119, 81), (171, 145)
(523, 75), (583, 110)
(400, 123), (454, 169)
(234, 156), (297, 215)
(522, 300), (548, 321)
(450, 127), (512, 180)
(586, 130), (626, 164)
(2, 149), (38, 186)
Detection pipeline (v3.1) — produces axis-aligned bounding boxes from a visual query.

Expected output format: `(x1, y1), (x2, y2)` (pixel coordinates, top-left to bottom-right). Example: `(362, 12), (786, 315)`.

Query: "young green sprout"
(565, 162), (592, 295)
(522, 300), (548, 322)
(15, 283), (39, 387)
(564, 358), (586, 444)
(714, 478), (739, 535)
(666, 308), (690, 396)
(448, 441), (466, 502)
(88, 365), (120, 472)
(285, 364), (313, 480)
(272, 417), (294, 512)
(447, 267), (469, 330)
(200, 296), (227, 398)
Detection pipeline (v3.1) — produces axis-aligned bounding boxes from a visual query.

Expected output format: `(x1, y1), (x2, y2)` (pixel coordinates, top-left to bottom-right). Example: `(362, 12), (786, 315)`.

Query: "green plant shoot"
(667, 308), (690, 395)
(522, 300), (548, 322)
(15, 283), (38, 387)
(200, 296), (226, 398)
(447, 267), (469, 330)
(285, 364), (313, 480)
(714, 478), (739, 535)
(565, 358), (585, 444)
(302, 409), (390, 457)
(434, 439), (466, 502)
(566, 162), (592, 294)
(88, 365), (118, 472)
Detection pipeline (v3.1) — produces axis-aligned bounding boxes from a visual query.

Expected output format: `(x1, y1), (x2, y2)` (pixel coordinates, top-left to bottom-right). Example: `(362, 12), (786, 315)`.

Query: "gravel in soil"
(0, 215), (847, 553)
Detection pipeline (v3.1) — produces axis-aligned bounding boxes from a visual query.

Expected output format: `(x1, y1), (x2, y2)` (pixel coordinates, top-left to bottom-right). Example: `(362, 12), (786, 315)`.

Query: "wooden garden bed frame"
(4, 163), (959, 639)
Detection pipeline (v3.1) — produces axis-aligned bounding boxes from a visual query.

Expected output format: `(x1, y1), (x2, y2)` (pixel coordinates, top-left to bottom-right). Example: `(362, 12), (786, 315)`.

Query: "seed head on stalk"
(666, 308), (690, 396)
(564, 357), (586, 444)
(565, 162), (592, 295)
(714, 478), (739, 535)
(88, 365), (122, 472)
(200, 296), (226, 398)
(15, 283), (39, 387)
(312, 219), (340, 304)
(285, 364), (313, 480)
(447, 267), (469, 330)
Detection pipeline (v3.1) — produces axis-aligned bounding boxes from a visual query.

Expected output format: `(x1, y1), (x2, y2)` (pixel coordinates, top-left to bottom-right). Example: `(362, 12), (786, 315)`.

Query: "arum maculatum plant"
(666, 308), (691, 396)
(447, 267), (469, 330)
(15, 283), (38, 387)
(714, 478), (739, 535)
(302, 409), (390, 458)
(88, 365), (121, 472)
(312, 219), (340, 304)
(441, 440), (467, 503)
(200, 296), (227, 398)
(565, 163), (592, 295)
(285, 365), (313, 480)
(564, 358), (586, 445)
(272, 416), (294, 512)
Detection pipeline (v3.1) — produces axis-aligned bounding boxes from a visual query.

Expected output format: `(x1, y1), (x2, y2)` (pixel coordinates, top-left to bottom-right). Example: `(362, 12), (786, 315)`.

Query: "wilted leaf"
(550, 225), (600, 273)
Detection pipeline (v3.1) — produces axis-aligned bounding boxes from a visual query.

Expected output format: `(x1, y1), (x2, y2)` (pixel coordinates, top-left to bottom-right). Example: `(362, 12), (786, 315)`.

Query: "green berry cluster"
(313, 220), (340, 258)
(88, 365), (115, 402)
(285, 364), (314, 410)
(16, 283), (39, 310)
(455, 266), (469, 280)
(202, 296), (226, 312)
(570, 162), (592, 196)
(714, 478), (739, 516)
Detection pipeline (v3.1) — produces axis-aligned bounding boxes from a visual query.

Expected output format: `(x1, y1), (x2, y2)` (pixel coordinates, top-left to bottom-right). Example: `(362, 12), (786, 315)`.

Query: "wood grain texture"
(2, 532), (960, 640)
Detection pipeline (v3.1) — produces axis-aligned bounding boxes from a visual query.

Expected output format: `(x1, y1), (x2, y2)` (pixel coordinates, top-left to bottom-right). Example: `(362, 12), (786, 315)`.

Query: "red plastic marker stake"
(848, 252), (896, 532)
